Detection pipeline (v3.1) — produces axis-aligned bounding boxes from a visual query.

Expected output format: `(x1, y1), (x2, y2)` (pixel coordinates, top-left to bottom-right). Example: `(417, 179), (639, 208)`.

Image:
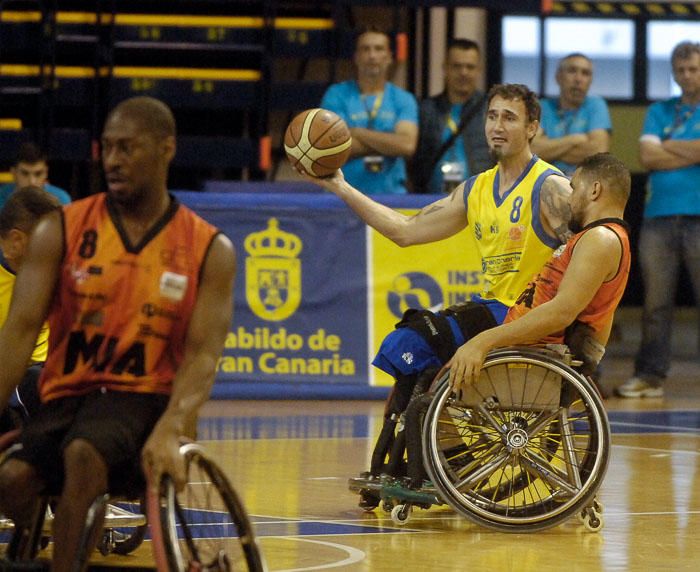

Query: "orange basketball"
(284, 108), (352, 177)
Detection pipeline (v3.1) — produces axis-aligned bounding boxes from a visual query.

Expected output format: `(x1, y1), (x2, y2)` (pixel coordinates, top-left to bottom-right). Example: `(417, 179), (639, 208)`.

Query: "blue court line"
(198, 409), (700, 441)
(107, 509), (415, 542)
(607, 410), (700, 434)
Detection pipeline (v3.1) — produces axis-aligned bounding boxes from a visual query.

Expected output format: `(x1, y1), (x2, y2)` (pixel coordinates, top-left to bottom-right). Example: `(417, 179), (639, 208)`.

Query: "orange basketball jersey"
(40, 194), (219, 402)
(505, 219), (630, 345)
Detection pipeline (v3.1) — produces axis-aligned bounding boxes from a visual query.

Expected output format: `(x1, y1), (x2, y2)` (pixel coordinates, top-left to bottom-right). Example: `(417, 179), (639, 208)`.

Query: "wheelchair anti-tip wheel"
(422, 347), (610, 532)
(153, 443), (266, 572)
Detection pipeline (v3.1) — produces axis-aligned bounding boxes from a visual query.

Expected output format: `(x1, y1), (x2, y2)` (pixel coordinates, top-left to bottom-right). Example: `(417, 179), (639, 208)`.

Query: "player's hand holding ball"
(284, 109), (352, 179)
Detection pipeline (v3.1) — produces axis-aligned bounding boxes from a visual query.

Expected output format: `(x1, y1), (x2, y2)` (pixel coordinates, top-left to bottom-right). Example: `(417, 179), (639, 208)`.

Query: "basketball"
(284, 108), (352, 177)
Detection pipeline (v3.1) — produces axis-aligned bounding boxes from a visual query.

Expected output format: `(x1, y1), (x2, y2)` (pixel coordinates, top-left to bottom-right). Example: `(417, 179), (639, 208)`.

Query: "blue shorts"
(372, 298), (506, 377)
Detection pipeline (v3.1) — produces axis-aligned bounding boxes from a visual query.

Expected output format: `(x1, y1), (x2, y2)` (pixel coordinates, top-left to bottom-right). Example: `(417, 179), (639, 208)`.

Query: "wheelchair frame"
(0, 441), (267, 572)
(420, 346), (609, 532)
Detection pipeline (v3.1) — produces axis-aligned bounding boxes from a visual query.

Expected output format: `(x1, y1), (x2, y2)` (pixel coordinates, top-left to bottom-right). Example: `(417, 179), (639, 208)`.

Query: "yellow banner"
(369, 209), (483, 386)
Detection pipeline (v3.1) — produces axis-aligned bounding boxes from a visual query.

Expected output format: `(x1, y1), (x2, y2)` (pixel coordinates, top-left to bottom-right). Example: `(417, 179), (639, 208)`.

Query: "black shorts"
(9, 390), (169, 496)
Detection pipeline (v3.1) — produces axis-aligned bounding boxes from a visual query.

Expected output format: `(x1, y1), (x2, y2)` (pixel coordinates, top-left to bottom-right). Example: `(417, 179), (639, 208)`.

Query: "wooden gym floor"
(11, 308), (700, 570)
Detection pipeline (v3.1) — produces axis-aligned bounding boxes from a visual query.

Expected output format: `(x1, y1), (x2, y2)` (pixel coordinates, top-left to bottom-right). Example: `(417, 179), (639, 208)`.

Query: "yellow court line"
(1, 11), (334, 30)
(0, 172), (13, 183)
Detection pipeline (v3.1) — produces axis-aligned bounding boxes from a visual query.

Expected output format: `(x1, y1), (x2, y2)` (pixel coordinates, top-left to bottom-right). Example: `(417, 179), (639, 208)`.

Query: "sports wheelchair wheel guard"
(421, 347), (610, 532)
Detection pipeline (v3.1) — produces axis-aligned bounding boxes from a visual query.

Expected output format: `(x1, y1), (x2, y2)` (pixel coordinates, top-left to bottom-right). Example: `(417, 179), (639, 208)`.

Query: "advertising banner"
(368, 210), (483, 386)
(177, 191), (484, 398)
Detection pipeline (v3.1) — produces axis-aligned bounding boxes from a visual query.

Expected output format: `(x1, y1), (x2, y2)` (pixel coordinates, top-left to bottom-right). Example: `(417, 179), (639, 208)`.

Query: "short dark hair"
(448, 38), (480, 53)
(354, 26), (392, 51)
(106, 96), (176, 139)
(578, 152), (631, 203)
(671, 41), (700, 65)
(14, 142), (47, 166)
(557, 52), (592, 71)
(0, 185), (61, 237)
(487, 83), (541, 124)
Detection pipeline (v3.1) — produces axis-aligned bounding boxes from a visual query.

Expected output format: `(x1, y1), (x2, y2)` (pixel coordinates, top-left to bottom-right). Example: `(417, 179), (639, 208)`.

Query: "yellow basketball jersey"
(0, 262), (49, 363)
(464, 156), (562, 307)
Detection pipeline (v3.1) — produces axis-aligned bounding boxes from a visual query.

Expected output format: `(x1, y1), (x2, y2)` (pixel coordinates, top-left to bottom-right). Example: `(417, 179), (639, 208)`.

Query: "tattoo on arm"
(553, 223), (573, 243)
(413, 204), (445, 218)
(541, 176), (572, 243)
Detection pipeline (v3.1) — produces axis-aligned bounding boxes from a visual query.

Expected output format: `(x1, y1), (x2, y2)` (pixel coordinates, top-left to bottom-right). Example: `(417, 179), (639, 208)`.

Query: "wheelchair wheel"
(154, 443), (266, 572)
(422, 347), (610, 532)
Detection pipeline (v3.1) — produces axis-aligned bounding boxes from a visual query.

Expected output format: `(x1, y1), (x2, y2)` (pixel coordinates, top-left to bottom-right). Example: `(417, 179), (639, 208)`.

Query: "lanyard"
(445, 115), (459, 135)
(362, 92), (383, 129)
(443, 110), (461, 162)
(662, 101), (697, 140)
(557, 107), (579, 136)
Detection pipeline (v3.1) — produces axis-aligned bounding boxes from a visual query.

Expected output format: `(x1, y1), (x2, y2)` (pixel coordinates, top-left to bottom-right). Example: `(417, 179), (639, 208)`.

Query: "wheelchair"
(1, 441), (267, 571)
(353, 346), (609, 533)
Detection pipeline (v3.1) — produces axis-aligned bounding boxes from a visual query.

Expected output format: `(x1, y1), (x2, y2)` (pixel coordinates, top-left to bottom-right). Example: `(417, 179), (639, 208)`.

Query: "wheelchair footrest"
(380, 480), (441, 508)
(103, 504), (147, 528)
(348, 474), (384, 494)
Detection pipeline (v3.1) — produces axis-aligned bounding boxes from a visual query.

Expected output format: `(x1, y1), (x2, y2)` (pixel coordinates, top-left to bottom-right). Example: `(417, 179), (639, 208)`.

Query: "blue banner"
(176, 190), (484, 399)
(178, 192), (370, 397)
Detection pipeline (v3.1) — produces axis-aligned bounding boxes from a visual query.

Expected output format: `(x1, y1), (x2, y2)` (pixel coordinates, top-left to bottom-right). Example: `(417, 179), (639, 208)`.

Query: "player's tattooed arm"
(540, 174), (573, 244)
(410, 182), (464, 220)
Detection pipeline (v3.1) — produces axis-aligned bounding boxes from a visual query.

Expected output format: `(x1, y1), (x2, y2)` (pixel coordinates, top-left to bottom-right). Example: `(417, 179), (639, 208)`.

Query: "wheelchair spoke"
(475, 404), (508, 439)
(454, 449), (510, 491)
(519, 450), (580, 496)
(559, 409), (584, 488)
(524, 409), (560, 440)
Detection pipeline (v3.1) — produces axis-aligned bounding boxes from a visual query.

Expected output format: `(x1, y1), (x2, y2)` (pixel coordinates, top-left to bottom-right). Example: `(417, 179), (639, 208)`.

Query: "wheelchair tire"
(155, 443), (266, 572)
(422, 347), (610, 532)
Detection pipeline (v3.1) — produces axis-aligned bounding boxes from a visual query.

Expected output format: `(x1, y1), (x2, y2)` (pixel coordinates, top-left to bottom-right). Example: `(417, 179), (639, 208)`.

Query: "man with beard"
(0, 96), (236, 571)
(449, 152), (630, 388)
(304, 83), (573, 506)
(532, 53), (611, 176)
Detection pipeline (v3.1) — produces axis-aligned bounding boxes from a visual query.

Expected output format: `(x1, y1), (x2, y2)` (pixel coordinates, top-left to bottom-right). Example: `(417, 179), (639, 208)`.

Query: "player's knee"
(63, 439), (108, 487)
(0, 459), (39, 504)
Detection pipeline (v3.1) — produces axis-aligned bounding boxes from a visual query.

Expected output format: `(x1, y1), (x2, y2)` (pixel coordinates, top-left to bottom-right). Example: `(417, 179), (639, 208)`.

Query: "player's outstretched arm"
(0, 211), (62, 411)
(448, 226), (622, 389)
(142, 233), (236, 492)
(304, 170), (469, 246)
(540, 173), (574, 244)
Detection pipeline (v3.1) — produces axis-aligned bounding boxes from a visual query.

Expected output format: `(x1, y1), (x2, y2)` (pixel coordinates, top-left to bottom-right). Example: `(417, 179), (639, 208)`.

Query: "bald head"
(106, 96), (176, 140)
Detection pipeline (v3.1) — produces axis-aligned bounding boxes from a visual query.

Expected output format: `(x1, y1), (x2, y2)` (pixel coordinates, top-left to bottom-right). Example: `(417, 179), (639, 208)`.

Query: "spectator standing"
(616, 41), (700, 398)
(532, 53), (611, 176)
(409, 38), (493, 194)
(320, 27), (418, 195)
(0, 142), (71, 209)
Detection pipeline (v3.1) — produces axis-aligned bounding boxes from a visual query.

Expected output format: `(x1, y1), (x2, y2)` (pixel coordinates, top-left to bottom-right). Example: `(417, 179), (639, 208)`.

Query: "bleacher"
(0, 0), (354, 194)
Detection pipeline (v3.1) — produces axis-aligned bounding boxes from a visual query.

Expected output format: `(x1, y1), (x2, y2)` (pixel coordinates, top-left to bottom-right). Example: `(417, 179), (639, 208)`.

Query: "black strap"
(395, 309), (457, 364)
(425, 94), (486, 185)
(443, 301), (498, 340)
